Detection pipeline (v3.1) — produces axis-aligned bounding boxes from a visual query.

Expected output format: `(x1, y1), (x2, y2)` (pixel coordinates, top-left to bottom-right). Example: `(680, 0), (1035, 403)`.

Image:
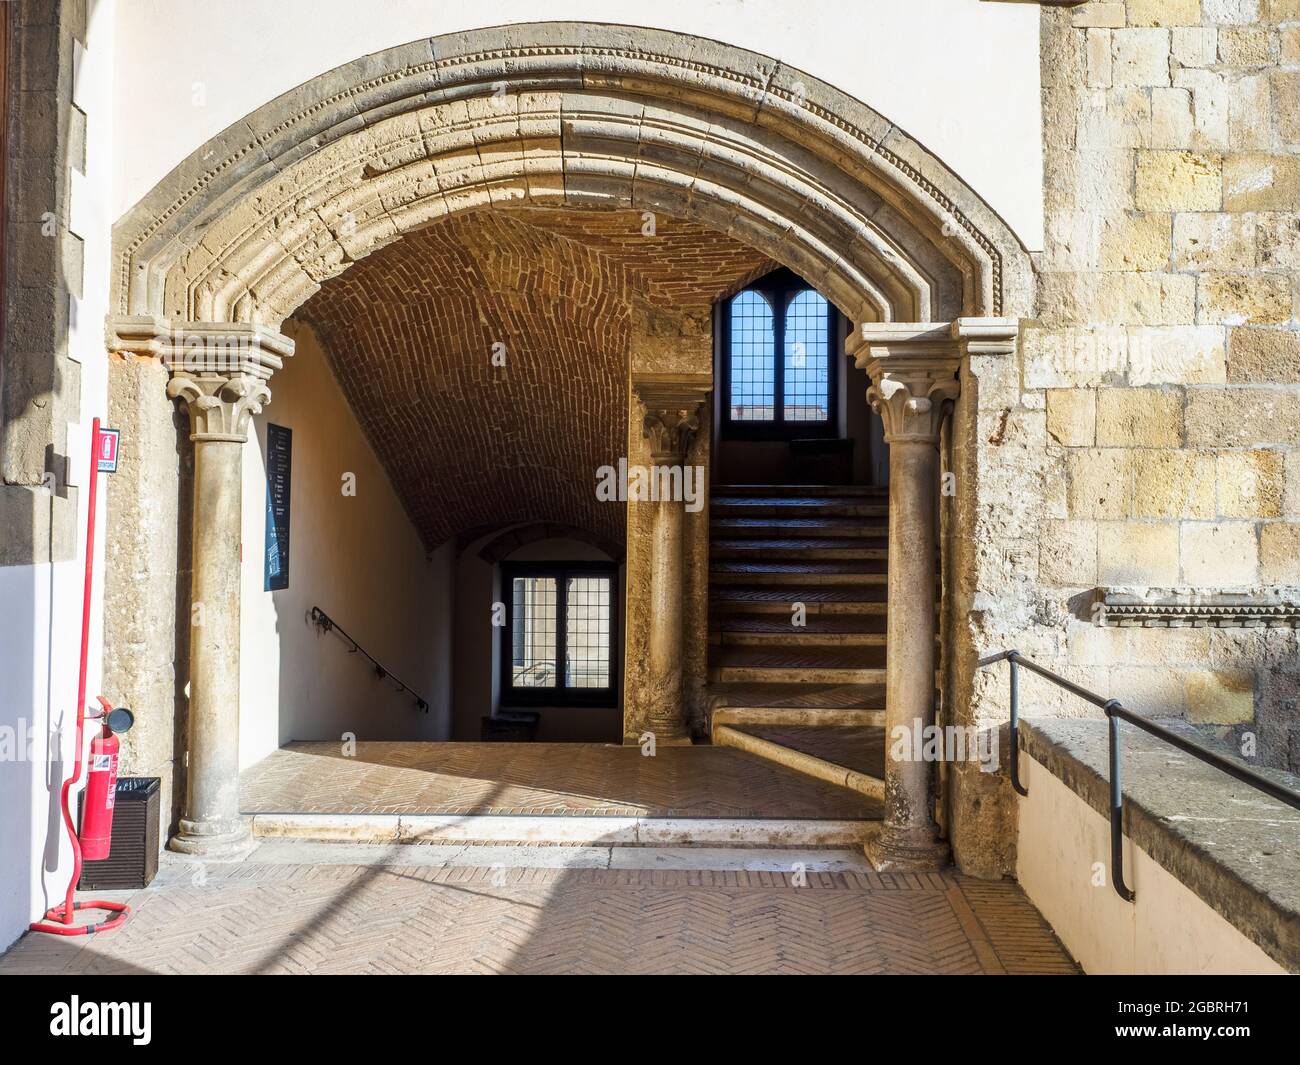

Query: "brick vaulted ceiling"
(296, 208), (774, 550)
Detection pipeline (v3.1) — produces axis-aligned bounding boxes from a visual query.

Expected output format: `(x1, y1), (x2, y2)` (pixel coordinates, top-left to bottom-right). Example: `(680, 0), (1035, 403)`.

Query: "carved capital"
(632, 373), (710, 463)
(866, 364), (960, 445)
(108, 316), (293, 443)
(167, 373), (272, 443)
(853, 326), (959, 445)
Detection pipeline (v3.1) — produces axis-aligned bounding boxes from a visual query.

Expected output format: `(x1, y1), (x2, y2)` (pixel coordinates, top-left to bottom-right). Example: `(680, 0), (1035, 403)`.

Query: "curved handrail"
(309, 606), (429, 713)
(979, 649), (1300, 902)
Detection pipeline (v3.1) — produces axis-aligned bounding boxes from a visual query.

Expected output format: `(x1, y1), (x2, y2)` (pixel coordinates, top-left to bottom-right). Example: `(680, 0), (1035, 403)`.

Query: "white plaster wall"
(237, 322), (452, 771)
(109, 0), (1044, 250)
(2, 0), (117, 951)
(1016, 754), (1288, 975)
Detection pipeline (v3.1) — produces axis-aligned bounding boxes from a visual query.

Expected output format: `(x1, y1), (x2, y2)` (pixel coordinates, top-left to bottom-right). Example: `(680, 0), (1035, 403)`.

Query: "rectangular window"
(502, 563), (617, 705)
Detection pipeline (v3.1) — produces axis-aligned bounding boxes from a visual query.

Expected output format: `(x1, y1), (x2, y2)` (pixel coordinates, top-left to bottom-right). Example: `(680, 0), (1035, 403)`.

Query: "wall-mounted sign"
(96, 428), (121, 473)
(264, 423), (291, 591)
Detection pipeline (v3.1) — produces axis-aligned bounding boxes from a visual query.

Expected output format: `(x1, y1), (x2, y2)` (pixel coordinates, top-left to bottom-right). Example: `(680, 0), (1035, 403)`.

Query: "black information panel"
(264, 423), (291, 591)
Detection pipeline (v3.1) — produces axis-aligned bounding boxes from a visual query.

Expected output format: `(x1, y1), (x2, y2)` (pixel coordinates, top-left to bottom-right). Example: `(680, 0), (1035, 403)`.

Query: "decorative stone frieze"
(1101, 593), (1300, 629)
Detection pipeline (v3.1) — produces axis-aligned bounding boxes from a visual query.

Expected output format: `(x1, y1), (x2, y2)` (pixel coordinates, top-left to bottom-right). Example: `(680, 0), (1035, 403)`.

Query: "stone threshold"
(243, 840), (878, 873)
(1020, 717), (1300, 972)
(248, 812), (874, 847)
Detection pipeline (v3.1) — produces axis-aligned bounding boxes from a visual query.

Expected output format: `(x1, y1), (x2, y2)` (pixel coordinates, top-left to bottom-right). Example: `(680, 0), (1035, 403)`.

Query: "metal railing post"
(1105, 702), (1135, 902)
(1009, 651), (1028, 797)
(979, 648), (1300, 906)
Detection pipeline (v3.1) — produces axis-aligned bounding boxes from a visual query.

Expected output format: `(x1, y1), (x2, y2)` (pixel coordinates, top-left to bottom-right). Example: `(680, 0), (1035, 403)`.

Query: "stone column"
(110, 318), (291, 857)
(632, 374), (710, 745)
(851, 325), (960, 871)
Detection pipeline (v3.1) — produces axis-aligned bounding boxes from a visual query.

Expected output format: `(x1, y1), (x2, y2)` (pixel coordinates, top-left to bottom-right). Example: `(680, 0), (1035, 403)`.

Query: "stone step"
(248, 812), (875, 847)
(709, 681), (886, 727)
(711, 613), (889, 636)
(714, 725), (886, 801)
(713, 705), (886, 728)
(711, 537), (890, 561)
(709, 561), (889, 586)
(709, 588), (888, 613)
(710, 516), (888, 539)
(708, 645), (887, 685)
(710, 628), (886, 648)
(712, 498), (889, 519)
(714, 484), (888, 499)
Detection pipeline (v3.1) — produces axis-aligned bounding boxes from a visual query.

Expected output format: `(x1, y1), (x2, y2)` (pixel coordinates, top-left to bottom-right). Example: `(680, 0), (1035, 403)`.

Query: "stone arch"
(111, 23), (1033, 333)
(474, 522), (625, 564)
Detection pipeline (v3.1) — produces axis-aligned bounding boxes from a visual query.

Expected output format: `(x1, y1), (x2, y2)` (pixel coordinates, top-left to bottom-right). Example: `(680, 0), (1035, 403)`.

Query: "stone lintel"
(847, 317), (1019, 366)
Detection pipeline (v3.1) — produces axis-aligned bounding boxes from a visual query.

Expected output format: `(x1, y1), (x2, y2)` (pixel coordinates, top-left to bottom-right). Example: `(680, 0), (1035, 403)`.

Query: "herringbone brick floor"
(0, 848), (1077, 975)
(241, 742), (880, 818)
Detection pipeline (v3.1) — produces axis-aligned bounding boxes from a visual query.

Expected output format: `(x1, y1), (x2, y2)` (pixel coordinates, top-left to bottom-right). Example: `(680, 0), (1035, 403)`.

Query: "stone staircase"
(707, 485), (890, 806)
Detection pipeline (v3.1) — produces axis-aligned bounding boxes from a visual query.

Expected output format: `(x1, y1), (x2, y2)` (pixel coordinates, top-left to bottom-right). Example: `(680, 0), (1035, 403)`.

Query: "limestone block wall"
(948, 0), (1300, 876)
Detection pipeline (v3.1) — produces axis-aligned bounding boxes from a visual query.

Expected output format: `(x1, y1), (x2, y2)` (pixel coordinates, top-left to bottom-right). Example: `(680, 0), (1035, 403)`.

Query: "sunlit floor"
(241, 741), (880, 818)
(0, 843), (1078, 975)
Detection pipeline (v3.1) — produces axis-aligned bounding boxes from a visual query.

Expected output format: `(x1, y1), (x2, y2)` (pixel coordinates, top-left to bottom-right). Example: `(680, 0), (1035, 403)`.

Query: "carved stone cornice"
(1100, 592), (1300, 629)
(633, 374), (710, 463)
(108, 315), (292, 443)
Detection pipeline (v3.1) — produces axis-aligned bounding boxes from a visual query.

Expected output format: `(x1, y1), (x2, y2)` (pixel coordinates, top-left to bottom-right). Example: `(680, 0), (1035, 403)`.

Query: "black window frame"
(499, 561), (619, 708)
(719, 267), (840, 441)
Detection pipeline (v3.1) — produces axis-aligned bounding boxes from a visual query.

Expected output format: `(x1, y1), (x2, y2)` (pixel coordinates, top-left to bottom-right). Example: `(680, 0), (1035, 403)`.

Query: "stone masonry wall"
(951, 0), (1300, 876)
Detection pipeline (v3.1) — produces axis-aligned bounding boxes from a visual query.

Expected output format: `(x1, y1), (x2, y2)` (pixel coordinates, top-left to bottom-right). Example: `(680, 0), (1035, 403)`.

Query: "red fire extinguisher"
(81, 697), (135, 861)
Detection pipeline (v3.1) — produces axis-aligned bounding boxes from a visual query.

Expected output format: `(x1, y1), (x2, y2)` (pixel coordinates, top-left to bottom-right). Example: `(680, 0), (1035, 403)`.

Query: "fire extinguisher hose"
(30, 420), (131, 937)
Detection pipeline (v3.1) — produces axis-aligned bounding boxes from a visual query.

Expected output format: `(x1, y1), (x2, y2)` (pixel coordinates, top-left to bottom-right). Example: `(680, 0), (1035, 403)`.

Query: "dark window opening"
(501, 562), (618, 706)
(721, 267), (839, 440)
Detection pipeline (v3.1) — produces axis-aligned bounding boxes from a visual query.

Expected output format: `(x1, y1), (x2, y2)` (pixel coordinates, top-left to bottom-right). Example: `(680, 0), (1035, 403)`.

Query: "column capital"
(846, 319), (1018, 444)
(851, 324), (960, 445)
(632, 373), (710, 463)
(108, 315), (294, 443)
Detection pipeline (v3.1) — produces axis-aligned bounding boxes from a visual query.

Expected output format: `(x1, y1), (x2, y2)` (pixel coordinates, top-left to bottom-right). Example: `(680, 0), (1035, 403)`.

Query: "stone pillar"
(851, 325), (961, 871)
(632, 374), (710, 745)
(110, 317), (291, 857)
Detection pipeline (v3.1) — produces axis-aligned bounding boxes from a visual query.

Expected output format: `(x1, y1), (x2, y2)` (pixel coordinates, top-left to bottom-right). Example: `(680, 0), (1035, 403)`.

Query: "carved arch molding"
(110, 22), (1033, 338)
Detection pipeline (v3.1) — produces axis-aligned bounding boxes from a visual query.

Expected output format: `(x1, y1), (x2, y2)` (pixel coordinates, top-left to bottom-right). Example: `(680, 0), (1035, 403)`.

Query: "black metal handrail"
(309, 606), (429, 712)
(979, 649), (1300, 902)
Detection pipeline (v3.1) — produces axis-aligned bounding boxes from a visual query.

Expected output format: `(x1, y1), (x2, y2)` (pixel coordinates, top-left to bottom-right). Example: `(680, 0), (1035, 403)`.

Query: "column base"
(863, 822), (951, 873)
(167, 817), (257, 861)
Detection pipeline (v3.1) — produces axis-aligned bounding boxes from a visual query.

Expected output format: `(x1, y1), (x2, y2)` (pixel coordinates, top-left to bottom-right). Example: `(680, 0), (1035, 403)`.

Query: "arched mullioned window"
(721, 268), (837, 439)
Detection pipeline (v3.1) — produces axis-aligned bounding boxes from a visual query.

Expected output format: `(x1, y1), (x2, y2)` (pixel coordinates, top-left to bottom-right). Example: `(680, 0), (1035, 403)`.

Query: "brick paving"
(0, 848), (1078, 975)
(240, 741), (881, 818)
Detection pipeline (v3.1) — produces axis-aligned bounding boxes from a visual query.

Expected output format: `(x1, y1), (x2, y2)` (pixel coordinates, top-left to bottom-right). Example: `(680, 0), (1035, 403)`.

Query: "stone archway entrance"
(105, 23), (1031, 868)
